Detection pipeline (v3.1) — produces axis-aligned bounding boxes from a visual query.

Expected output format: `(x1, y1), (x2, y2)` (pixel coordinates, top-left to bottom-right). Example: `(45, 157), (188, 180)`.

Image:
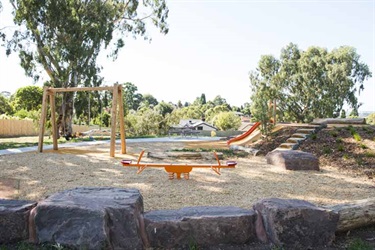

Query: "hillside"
(249, 124), (375, 180)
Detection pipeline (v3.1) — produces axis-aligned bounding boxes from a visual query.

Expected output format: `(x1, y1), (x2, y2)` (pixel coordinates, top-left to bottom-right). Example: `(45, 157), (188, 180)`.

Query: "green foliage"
(12, 86), (43, 112)
(360, 143), (368, 149)
(213, 112), (241, 131)
(322, 146), (332, 155)
(347, 238), (373, 250)
(353, 133), (362, 142)
(330, 130), (338, 137)
(311, 133), (317, 140)
(336, 137), (343, 143)
(365, 151), (375, 158)
(13, 109), (30, 119)
(340, 109), (346, 118)
(366, 113), (375, 125)
(123, 82), (143, 113)
(249, 43), (372, 123)
(337, 144), (344, 152)
(0, 95), (14, 115)
(4, 0), (169, 135)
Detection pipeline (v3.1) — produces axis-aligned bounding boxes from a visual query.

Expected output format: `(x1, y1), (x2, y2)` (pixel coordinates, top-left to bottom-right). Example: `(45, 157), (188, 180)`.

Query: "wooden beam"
(117, 86), (126, 154)
(49, 86), (115, 93)
(38, 87), (49, 152)
(50, 93), (58, 150)
(110, 84), (119, 157)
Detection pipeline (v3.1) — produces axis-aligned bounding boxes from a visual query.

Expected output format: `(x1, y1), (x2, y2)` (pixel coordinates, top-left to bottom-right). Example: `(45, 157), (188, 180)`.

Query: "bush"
(366, 113), (375, 125)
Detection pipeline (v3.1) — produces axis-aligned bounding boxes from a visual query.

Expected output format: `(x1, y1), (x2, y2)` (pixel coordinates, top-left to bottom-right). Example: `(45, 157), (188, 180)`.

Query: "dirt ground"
(1, 139), (374, 210)
(1, 133), (375, 249)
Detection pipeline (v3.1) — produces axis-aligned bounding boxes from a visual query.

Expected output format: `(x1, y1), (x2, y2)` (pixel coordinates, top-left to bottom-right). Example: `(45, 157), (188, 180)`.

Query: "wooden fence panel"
(0, 119), (98, 137)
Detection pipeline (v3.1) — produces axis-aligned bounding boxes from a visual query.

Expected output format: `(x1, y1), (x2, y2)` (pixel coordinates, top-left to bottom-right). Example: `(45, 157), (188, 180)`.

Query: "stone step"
(278, 143), (299, 150)
(286, 137), (306, 144)
(291, 133), (310, 139)
(272, 147), (292, 152)
(296, 128), (316, 134)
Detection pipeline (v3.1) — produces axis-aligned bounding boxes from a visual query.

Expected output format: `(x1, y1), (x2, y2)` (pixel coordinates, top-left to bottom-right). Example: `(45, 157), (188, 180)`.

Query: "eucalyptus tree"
(4, 0), (168, 136)
(249, 43), (372, 124)
(123, 82), (143, 113)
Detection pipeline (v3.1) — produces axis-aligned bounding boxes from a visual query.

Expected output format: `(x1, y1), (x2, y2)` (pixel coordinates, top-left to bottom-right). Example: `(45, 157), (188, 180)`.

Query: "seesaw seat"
(121, 150), (237, 180)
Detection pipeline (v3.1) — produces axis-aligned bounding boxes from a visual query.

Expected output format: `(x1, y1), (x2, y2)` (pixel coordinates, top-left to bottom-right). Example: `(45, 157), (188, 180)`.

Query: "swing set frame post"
(37, 84), (126, 157)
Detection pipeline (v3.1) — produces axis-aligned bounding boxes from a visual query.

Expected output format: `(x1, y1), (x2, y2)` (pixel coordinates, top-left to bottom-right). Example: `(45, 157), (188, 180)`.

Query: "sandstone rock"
(253, 198), (339, 248)
(0, 199), (36, 243)
(266, 150), (319, 170)
(30, 187), (145, 250)
(144, 206), (256, 249)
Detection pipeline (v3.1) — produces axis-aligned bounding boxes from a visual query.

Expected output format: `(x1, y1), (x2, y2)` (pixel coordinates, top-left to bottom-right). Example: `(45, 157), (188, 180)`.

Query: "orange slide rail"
(121, 150), (237, 180)
(227, 121), (261, 145)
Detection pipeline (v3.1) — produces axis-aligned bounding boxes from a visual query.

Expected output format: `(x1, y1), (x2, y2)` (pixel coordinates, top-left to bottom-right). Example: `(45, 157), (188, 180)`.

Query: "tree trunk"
(324, 198), (375, 233)
(57, 92), (74, 138)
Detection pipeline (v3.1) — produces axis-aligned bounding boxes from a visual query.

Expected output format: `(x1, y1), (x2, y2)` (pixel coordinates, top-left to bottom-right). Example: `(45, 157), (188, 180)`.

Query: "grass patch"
(337, 144), (345, 152)
(360, 144), (368, 149)
(336, 138), (343, 143)
(365, 151), (375, 158)
(322, 146), (332, 155)
(353, 132), (362, 142)
(310, 133), (317, 140)
(330, 131), (338, 137)
(0, 242), (69, 250)
(347, 238), (373, 250)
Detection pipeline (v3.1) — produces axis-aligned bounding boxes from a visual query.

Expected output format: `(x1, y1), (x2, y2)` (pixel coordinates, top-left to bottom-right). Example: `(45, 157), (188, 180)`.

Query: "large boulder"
(0, 199), (37, 243)
(266, 150), (319, 170)
(253, 198), (339, 249)
(30, 187), (145, 250)
(144, 206), (256, 249)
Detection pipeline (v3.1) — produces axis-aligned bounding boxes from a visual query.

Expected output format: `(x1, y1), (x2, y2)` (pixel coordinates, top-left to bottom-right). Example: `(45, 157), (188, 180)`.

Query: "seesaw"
(121, 150), (237, 180)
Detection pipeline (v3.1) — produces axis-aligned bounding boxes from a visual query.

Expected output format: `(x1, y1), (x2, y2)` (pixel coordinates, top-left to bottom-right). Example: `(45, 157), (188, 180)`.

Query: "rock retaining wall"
(0, 187), (366, 249)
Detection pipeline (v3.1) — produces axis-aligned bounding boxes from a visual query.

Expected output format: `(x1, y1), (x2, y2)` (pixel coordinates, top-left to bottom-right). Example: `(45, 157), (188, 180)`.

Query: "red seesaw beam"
(121, 150), (237, 180)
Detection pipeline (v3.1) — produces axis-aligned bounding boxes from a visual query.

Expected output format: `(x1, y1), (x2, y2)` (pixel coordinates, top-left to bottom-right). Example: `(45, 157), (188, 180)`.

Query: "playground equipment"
(121, 150), (237, 180)
(227, 122), (261, 145)
(37, 84), (126, 157)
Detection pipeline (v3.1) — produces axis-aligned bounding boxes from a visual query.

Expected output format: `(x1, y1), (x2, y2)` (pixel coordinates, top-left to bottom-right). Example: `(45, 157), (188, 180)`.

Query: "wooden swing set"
(37, 84), (126, 157)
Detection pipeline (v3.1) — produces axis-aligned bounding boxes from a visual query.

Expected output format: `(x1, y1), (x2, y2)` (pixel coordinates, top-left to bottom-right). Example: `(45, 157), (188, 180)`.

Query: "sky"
(0, 0), (374, 112)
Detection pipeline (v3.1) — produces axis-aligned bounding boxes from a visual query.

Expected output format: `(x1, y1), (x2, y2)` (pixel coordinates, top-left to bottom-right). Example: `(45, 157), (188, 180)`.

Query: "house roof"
(173, 119), (217, 130)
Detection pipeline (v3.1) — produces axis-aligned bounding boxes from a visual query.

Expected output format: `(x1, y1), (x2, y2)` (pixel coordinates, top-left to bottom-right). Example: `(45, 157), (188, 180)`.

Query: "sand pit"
(0, 140), (374, 211)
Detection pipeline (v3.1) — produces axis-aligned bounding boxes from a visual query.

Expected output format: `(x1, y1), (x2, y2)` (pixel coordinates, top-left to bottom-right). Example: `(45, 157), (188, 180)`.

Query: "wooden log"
(324, 198), (375, 232)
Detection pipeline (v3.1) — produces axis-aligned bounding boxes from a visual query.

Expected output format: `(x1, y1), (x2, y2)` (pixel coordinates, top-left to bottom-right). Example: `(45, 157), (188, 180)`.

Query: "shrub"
(353, 132), (362, 142)
(322, 146), (332, 155)
(337, 144), (344, 152)
(365, 151), (375, 158)
(348, 238), (373, 250)
(366, 112), (375, 125)
(360, 144), (368, 149)
(336, 138), (343, 143)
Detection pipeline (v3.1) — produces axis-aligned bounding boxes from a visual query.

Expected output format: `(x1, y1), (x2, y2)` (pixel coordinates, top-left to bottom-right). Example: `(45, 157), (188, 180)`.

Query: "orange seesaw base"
(121, 150), (237, 180)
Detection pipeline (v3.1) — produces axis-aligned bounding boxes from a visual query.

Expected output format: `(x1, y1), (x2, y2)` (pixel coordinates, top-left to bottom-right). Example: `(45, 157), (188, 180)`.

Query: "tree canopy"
(3, 0), (169, 136)
(249, 43), (372, 124)
(11, 85), (43, 111)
